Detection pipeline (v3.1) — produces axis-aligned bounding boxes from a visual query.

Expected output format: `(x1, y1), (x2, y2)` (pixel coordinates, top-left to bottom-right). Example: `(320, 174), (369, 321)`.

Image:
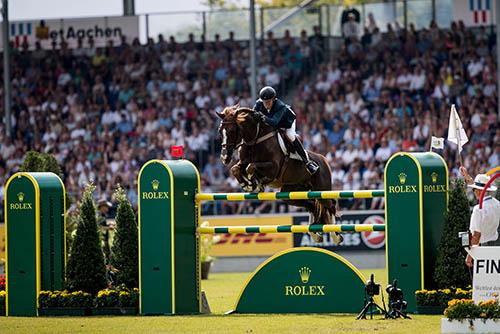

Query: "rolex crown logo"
(17, 192), (25, 202)
(299, 267), (311, 284)
(398, 173), (407, 185)
(431, 172), (438, 184)
(151, 179), (160, 191)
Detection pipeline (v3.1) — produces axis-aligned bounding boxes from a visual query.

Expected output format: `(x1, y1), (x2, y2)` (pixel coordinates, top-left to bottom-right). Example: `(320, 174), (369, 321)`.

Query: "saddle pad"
(277, 133), (303, 161)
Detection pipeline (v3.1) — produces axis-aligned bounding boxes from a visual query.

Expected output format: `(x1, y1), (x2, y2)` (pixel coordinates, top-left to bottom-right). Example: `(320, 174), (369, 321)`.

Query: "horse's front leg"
(246, 162), (276, 192)
(231, 162), (254, 192)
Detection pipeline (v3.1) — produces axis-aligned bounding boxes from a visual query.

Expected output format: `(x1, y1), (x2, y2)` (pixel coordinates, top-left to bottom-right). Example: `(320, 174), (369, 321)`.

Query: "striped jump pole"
(196, 189), (384, 202)
(198, 224), (386, 234)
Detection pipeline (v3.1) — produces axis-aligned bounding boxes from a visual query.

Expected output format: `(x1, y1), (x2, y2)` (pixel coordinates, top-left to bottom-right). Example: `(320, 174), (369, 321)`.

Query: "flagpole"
(453, 106), (463, 166)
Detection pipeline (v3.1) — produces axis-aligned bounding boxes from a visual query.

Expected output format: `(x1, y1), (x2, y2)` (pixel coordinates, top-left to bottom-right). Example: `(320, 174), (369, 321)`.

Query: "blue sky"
(8, 0), (212, 20)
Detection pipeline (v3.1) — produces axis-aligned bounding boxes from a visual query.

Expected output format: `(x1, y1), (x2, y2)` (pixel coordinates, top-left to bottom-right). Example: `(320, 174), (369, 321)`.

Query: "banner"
(207, 215), (294, 257)
(205, 210), (385, 257)
(453, 0), (497, 27)
(470, 246), (500, 303)
(293, 211), (385, 251)
(0, 16), (139, 50)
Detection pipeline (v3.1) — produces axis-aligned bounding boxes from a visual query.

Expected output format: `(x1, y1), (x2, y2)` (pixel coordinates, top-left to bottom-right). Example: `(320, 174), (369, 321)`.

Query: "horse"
(216, 105), (342, 244)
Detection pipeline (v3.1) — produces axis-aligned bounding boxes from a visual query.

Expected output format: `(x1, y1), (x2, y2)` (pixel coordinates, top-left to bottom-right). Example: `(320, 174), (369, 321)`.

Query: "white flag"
(430, 136), (444, 150)
(447, 104), (468, 152)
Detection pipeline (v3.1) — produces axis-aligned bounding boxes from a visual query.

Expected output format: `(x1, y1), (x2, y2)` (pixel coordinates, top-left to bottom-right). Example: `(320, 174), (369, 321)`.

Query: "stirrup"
(306, 161), (319, 174)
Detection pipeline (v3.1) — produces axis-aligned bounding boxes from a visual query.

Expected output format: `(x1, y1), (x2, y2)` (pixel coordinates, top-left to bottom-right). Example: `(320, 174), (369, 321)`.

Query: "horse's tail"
(314, 198), (340, 224)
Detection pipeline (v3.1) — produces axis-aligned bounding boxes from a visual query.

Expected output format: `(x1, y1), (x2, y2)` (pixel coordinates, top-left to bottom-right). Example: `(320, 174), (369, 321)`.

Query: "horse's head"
(216, 105), (259, 166)
(216, 105), (241, 166)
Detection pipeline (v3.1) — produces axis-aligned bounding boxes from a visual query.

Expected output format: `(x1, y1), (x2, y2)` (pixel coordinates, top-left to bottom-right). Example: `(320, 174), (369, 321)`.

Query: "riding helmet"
(259, 86), (276, 100)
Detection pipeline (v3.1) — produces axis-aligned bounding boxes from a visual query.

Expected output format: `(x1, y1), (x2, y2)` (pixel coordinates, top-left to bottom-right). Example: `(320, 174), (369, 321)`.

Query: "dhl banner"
(204, 210), (385, 257)
(205, 215), (294, 257)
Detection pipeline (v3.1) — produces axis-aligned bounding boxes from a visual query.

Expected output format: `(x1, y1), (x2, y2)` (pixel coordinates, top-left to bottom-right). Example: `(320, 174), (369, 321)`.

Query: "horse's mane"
(221, 106), (257, 126)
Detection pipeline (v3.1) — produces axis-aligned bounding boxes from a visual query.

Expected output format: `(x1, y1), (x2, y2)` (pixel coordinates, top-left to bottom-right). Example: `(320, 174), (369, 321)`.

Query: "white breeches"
(285, 120), (297, 142)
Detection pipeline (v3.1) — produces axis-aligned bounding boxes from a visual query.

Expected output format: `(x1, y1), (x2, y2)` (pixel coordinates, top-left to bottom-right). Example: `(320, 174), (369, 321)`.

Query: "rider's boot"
(293, 139), (319, 174)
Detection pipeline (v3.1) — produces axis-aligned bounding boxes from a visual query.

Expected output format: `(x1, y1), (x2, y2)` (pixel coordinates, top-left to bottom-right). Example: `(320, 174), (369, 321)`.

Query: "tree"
(433, 179), (472, 289)
(66, 184), (107, 294)
(110, 186), (139, 288)
(20, 150), (62, 178)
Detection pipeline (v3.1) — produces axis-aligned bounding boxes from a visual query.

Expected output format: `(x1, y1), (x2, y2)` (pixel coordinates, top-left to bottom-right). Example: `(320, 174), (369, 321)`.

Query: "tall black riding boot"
(293, 139), (319, 174)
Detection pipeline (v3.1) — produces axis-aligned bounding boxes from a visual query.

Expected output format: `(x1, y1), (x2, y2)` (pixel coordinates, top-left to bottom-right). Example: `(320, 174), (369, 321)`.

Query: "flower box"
(92, 307), (138, 316)
(38, 307), (92, 316)
(441, 318), (500, 333)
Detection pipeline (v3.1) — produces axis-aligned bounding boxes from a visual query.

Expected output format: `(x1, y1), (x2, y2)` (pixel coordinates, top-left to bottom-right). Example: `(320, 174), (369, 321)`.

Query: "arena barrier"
(137, 152), (449, 315)
(197, 224), (386, 234)
(4, 172), (66, 316)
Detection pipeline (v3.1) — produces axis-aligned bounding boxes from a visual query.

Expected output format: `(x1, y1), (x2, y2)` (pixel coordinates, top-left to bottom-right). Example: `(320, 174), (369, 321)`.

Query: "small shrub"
(95, 289), (120, 308)
(416, 288), (472, 308)
(444, 299), (500, 320)
(38, 290), (93, 308)
(0, 291), (5, 307)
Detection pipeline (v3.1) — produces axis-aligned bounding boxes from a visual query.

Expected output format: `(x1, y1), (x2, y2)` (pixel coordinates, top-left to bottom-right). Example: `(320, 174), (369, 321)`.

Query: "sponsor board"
(470, 247), (500, 303)
(453, 0), (496, 27)
(206, 215), (293, 257)
(0, 16), (139, 50)
(205, 211), (385, 257)
(292, 211), (385, 251)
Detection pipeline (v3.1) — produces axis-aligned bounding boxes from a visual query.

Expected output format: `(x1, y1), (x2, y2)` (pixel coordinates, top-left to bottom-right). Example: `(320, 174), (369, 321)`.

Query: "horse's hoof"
(309, 232), (323, 243)
(242, 185), (253, 192)
(331, 232), (343, 246)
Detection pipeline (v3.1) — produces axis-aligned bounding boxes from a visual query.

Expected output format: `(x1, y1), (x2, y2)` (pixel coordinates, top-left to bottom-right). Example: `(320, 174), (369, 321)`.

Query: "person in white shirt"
(342, 13), (360, 40)
(460, 168), (500, 267)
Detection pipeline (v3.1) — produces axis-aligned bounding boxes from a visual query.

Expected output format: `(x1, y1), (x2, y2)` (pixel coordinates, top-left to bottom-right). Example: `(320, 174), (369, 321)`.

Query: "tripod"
(356, 294), (387, 320)
(386, 302), (411, 319)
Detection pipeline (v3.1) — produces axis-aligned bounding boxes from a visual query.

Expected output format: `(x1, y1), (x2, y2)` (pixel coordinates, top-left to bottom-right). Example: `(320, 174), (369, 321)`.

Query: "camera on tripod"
(356, 273), (386, 320)
(385, 279), (410, 319)
(365, 274), (380, 296)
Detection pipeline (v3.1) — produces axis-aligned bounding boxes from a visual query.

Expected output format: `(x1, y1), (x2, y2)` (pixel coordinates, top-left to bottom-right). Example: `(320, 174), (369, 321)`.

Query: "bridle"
(220, 117), (275, 151)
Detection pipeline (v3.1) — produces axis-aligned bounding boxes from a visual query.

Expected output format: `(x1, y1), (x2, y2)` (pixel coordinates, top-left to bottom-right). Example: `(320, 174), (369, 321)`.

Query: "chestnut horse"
(216, 105), (341, 244)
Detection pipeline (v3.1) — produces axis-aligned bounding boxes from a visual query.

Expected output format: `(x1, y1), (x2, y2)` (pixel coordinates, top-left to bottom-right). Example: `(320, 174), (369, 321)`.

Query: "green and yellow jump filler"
(5, 172), (66, 317)
(137, 152), (448, 314)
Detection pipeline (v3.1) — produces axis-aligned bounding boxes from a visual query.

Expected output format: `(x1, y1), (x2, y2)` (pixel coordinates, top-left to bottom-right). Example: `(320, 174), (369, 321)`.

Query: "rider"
(253, 86), (319, 174)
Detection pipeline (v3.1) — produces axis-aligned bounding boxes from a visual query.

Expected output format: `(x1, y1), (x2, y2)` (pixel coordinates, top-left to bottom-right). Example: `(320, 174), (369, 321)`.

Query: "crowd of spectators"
(289, 19), (499, 210)
(0, 17), (498, 220)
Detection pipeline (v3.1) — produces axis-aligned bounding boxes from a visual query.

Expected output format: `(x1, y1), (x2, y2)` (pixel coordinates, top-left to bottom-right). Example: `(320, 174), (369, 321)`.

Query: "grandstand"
(0, 1), (498, 220)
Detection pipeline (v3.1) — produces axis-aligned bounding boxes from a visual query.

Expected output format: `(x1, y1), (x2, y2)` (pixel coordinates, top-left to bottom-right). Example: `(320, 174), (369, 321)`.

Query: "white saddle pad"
(277, 133), (306, 161)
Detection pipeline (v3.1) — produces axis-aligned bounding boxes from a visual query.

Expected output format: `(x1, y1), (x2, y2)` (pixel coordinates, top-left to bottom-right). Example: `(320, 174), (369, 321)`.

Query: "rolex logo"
(151, 179), (160, 191)
(17, 192), (24, 202)
(431, 172), (438, 184)
(299, 267), (311, 284)
(398, 173), (407, 185)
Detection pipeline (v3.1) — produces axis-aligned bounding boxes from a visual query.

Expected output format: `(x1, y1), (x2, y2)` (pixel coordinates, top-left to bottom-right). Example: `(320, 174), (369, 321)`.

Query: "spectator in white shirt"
(375, 140), (392, 162)
(409, 65), (426, 93)
(460, 170), (500, 268)
(265, 66), (281, 87)
(342, 13), (360, 40)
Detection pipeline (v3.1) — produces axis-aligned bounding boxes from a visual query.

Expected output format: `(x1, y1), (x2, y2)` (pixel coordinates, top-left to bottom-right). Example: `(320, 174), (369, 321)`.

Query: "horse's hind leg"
(316, 199), (343, 245)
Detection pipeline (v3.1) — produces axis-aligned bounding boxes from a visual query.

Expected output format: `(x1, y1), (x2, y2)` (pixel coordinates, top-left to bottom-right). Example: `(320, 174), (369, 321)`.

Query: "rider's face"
(263, 99), (274, 111)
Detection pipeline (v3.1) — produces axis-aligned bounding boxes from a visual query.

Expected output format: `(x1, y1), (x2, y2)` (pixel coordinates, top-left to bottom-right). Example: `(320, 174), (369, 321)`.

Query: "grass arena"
(0, 152), (452, 333)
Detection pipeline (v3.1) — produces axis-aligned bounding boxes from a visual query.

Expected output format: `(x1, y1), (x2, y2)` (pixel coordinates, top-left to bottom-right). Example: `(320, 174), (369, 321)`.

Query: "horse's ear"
(216, 110), (224, 119)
